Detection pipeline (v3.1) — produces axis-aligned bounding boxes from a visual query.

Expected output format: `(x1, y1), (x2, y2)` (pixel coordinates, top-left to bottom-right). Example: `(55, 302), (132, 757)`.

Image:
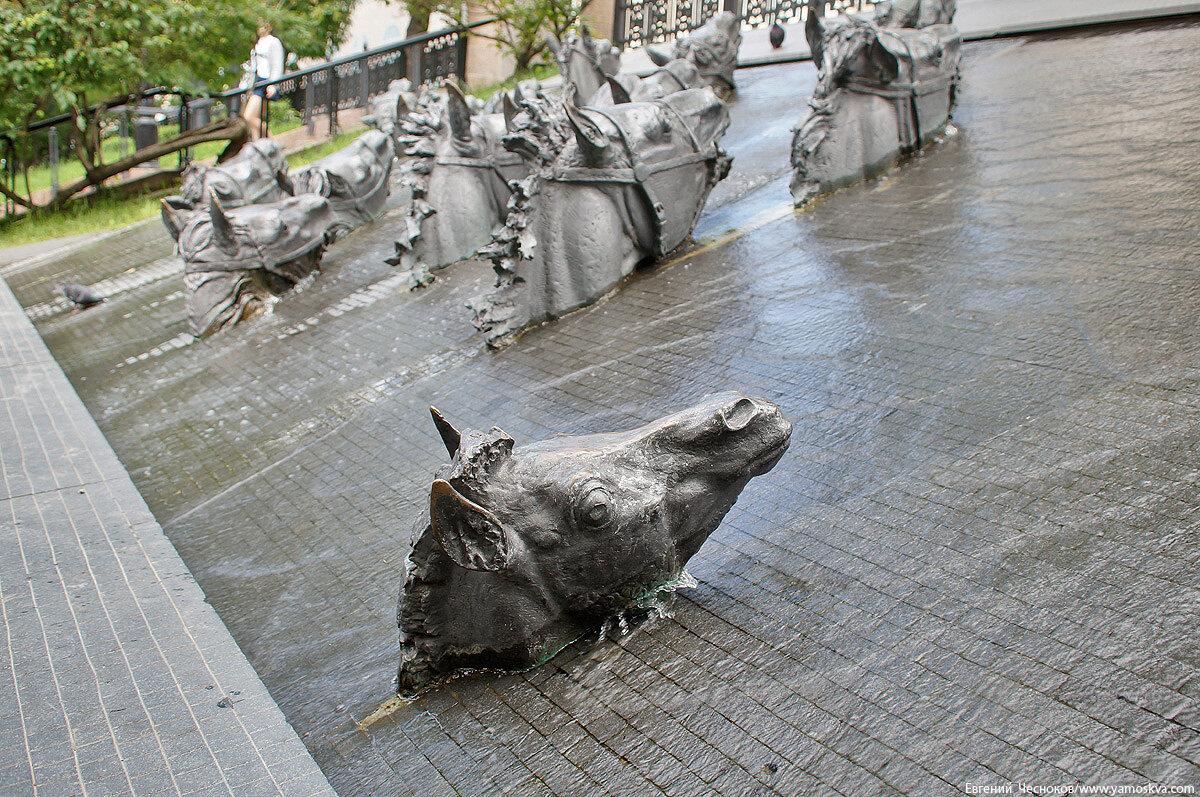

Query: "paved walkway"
(7, 14), (1200, 796)
(0, 282), (334, 792)
(3, 6), (1200, 797)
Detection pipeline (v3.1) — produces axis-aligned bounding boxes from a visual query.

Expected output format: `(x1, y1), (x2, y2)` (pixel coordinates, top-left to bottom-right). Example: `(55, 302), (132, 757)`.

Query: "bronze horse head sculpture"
(161, 139), (292, 234)
(397, 392), (792, 693)
(648, 11), (743, 96)
(289, 129), (395, 231)
(168, 192), (344, 337)
(388, 82), (530, 281)
(547, 25), (623, 105)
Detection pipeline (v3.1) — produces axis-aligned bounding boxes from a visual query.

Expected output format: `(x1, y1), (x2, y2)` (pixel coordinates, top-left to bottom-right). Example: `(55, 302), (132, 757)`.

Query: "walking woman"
(243, 20), (285, 141)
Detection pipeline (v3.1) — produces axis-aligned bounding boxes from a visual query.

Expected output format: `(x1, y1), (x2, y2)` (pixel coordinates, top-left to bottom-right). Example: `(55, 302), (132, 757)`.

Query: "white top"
(251, 34), (285, 81)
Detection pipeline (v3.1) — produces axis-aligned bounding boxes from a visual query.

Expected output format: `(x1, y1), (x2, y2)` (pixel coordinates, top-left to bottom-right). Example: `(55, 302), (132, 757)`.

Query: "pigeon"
(55, 282), (105, 310)
(769, 22), (785, 49)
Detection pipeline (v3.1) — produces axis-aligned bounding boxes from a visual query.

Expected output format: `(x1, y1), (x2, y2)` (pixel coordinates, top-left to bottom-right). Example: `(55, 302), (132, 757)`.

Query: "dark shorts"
(252, 77), (271, 100)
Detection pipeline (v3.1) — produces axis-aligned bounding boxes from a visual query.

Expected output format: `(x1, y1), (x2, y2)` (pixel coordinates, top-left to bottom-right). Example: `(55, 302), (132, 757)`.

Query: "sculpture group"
(145, 3), (965, 692)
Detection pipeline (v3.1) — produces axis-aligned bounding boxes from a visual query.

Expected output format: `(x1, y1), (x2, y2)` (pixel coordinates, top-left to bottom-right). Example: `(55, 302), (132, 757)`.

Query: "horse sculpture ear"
(430, 406), (461, 457)
(605, 75), (632, 105)
(445, 80), (472, 142)
(501, 93), (519, 131)
(579, 22), (596, 61)
(395, 91), (410, 121)
(564, 103), (609, 163)
(562, 82), (580, 108)
(805, 0), (827, 63)
(430, 479), (509, 571)
(160, 198), (189, 241)
(275, 168), (293, 196)
(207, 190), (238, 253)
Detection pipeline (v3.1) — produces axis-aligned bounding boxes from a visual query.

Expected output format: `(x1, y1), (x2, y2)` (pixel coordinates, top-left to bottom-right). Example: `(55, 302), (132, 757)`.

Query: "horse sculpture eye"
(576, 484), (614, 530)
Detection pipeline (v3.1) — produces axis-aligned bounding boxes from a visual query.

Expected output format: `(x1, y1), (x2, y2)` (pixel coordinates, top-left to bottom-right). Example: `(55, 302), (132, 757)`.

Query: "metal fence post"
(404, 41), (416, 85)
(329, 65), (339, 136)
(305, 78), (315, 135)
(118, 113), (129, 161)
(47, 126), (60, 196)
(360, 55), (369, 107)
(178, 94), (190, 168)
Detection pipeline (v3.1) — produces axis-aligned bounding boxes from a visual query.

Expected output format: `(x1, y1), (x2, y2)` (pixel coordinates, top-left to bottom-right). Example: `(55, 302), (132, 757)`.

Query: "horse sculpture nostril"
(721, 397), (758, 431)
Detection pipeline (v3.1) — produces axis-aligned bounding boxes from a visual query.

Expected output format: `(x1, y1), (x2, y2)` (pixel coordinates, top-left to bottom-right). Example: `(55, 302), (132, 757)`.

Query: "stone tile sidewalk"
(0, 280), (335, 795)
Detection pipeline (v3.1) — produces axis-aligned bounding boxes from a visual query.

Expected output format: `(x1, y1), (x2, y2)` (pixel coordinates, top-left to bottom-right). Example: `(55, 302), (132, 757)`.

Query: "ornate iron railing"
(613, 0), (873, 50)
(218, 21), (484, 137)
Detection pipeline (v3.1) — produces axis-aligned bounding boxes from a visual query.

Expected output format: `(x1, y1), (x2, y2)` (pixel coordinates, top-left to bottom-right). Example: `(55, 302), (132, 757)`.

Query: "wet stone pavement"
(8, 18), (1200, 796)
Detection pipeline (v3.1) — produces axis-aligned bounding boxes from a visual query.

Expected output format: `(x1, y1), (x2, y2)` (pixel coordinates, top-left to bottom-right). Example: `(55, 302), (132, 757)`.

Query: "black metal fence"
(220, 22), (481, 138)
(0, 22), (485, 213)
(613, 0), (873, 49)
(0, 88), (195, 215)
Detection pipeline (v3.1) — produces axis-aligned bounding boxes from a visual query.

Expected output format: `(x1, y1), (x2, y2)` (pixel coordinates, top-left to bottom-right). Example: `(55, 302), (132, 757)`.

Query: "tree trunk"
(406, 0), (431, 37)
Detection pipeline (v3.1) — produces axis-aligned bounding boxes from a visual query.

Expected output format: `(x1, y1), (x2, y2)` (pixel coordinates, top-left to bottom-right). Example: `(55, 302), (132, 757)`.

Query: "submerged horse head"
(397, 392), (792, 693)
(589, 59), (707, 106)
(289, 129), (395, 231)
(172, 192), (341, 337)
(648, 11), (742, 95)
(547, 26), (623, 105)
(162, 139), (292, 238)
(474, 87), (731, 347)
(791, 0), (960, 205)
(389, 82), (529, 278)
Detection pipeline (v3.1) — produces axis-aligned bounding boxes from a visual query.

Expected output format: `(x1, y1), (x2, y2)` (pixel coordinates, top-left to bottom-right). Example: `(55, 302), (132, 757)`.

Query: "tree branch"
(0, 181), (33, 209)
(43, 116), (248, 209)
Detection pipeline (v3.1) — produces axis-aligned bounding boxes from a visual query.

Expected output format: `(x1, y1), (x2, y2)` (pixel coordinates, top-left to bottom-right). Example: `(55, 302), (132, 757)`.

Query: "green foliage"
(444, 0), (593, 74)
(0, 0), (354, 208)
(0, 0), (355, 128)
(401, 0), (439, 36)
(272, 0), (357, 61)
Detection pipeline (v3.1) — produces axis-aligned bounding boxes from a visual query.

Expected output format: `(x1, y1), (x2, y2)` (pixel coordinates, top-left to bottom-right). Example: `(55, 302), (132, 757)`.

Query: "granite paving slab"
(0, 278), (335, 796)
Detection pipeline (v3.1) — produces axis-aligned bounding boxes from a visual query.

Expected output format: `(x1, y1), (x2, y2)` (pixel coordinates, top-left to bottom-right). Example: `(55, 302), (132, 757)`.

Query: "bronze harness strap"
(434, 152), (526, 186)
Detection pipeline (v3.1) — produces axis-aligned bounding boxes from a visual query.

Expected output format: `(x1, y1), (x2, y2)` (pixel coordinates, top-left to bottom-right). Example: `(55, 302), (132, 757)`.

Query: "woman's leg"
(243, 93), (264, 141)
